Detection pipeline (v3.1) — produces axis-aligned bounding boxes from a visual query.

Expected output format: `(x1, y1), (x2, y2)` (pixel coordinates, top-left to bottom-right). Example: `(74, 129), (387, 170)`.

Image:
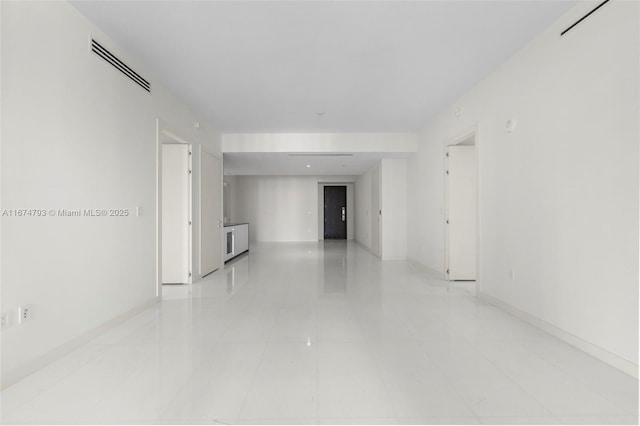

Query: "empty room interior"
(1, 0), (638, 425)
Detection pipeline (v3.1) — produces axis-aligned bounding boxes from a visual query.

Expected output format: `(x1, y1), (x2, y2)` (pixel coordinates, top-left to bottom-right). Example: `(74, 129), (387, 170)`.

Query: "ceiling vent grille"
(91, 39), (150, 92)
(288, 154), (354, 157)
(561, 0), (610, 36)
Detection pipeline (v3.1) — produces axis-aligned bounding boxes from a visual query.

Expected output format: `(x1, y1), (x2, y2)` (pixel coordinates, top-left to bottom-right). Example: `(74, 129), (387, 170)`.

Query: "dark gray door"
(324, 186), (347, 239)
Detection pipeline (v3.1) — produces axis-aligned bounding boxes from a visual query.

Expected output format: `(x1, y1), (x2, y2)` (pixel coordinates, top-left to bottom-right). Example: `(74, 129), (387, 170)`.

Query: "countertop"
(224, 222), (249, 227)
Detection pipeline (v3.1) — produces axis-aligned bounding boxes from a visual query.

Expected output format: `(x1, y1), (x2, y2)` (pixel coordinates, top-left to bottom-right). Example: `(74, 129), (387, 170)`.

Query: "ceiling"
(223, 152), (412, 176)
(70, 0), (575, 134)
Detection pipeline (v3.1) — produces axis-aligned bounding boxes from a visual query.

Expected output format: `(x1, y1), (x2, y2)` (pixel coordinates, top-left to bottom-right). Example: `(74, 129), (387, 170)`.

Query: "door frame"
(156, 119), (193, 294)
(443, 126), (481, 290)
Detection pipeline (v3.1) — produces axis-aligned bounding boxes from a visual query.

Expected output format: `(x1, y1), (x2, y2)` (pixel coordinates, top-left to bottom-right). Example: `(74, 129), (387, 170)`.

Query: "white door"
(446, 145), (476, 280)
(200, 149), (222, 276)
(371, 165), (382, 258)
(162, 144), (191, 284)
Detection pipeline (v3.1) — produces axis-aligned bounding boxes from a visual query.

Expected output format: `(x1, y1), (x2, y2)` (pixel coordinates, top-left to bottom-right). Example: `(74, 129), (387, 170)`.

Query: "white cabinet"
(233, 224), (249, 255)
(223, 223), (249, 262)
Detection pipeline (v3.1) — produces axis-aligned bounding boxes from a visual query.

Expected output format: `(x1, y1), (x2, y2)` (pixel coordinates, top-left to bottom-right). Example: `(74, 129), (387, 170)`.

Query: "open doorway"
(445, 133), (477, 281)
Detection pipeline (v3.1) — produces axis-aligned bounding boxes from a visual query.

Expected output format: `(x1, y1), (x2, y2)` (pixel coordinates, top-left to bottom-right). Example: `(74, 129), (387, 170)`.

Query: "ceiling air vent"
(288, 154), (353, 157)
(561, 0), (610, 36)
(91, 39), (150, 92)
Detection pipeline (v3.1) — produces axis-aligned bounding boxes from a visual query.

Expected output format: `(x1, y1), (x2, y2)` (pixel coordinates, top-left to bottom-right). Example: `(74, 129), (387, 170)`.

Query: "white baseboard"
(407, 257), (447, 280)
(382, 256), (408, 261)
(478, 292), (639, 379)
(448, 280), (477, 294)
(1, 296), (160, 390)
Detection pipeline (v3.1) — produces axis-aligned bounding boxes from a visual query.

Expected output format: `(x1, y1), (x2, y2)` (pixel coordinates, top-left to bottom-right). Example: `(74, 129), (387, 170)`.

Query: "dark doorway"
(324, 186), (347, 239)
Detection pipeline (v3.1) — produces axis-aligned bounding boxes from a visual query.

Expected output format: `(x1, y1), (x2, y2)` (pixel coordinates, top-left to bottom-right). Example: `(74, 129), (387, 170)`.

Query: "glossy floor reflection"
(1, 241), (638, 425)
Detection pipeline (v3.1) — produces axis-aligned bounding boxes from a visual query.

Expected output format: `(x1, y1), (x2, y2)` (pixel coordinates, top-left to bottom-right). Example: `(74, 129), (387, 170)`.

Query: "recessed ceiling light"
(306, 164), (311, 168)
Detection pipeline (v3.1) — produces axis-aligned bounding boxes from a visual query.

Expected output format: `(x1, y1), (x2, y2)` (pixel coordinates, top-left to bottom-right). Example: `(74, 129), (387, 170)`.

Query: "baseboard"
(448, 280), (477, 295)
(478, 292), (639, 379)
(407, 257), (447, 280)
(382, 256), (407, 261)
(1, 296), (160, 390)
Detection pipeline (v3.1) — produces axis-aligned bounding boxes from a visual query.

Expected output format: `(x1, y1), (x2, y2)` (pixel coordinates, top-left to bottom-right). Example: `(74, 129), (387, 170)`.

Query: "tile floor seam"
(156, 356), (218, 421)
(78, 344), (163, 423)
(422, 297), (561, 418)
(473, 336), (619, 419)
(0, 343), (110, 419)
(234, 319), (281, 421)
(10, 343), (147, 423)
(413, 337), (483, 422)
(553, 362), (639, 416)
(3, 241), (637, 425)
(356, 313), (402, 424)
(459, 335), (557, 418)
(315, 292), (320, 424)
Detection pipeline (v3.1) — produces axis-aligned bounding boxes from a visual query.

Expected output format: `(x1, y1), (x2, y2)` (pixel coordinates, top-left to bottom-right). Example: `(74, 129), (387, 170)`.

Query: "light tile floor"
(1, 241), (637, 425)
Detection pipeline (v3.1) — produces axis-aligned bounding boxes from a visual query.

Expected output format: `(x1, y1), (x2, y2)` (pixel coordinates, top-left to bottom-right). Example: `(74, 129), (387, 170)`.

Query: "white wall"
(233, 175), (356, 242)
(354, 159), (408, 260)
(380, 159), (407, 260)
(407, 1), (638, 369)
(355, 169), (372, 250)
(1, 1), (221, 386)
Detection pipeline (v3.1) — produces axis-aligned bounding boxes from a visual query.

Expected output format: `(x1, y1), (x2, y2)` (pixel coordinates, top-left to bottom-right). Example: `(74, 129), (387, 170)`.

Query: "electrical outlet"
(18, 305), (33, 324)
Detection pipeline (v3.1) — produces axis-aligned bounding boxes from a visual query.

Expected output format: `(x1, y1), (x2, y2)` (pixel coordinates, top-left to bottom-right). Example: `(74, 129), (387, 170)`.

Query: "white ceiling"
(70, 0), (575, 134)
(223, 152), (412, 176)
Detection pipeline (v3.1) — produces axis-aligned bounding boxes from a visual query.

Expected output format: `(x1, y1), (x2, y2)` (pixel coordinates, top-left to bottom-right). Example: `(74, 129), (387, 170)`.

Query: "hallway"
(1, 242), (637, 425)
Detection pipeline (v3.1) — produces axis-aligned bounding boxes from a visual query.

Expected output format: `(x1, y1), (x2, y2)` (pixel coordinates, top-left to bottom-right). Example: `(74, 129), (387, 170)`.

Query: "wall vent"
(561, 0), (610, 36)
(91, 39), (151, 92)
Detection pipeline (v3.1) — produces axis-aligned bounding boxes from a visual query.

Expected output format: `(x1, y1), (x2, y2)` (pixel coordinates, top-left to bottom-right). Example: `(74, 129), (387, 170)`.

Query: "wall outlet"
(18, 305), (33, 324)
(509, 269), (516, 281)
